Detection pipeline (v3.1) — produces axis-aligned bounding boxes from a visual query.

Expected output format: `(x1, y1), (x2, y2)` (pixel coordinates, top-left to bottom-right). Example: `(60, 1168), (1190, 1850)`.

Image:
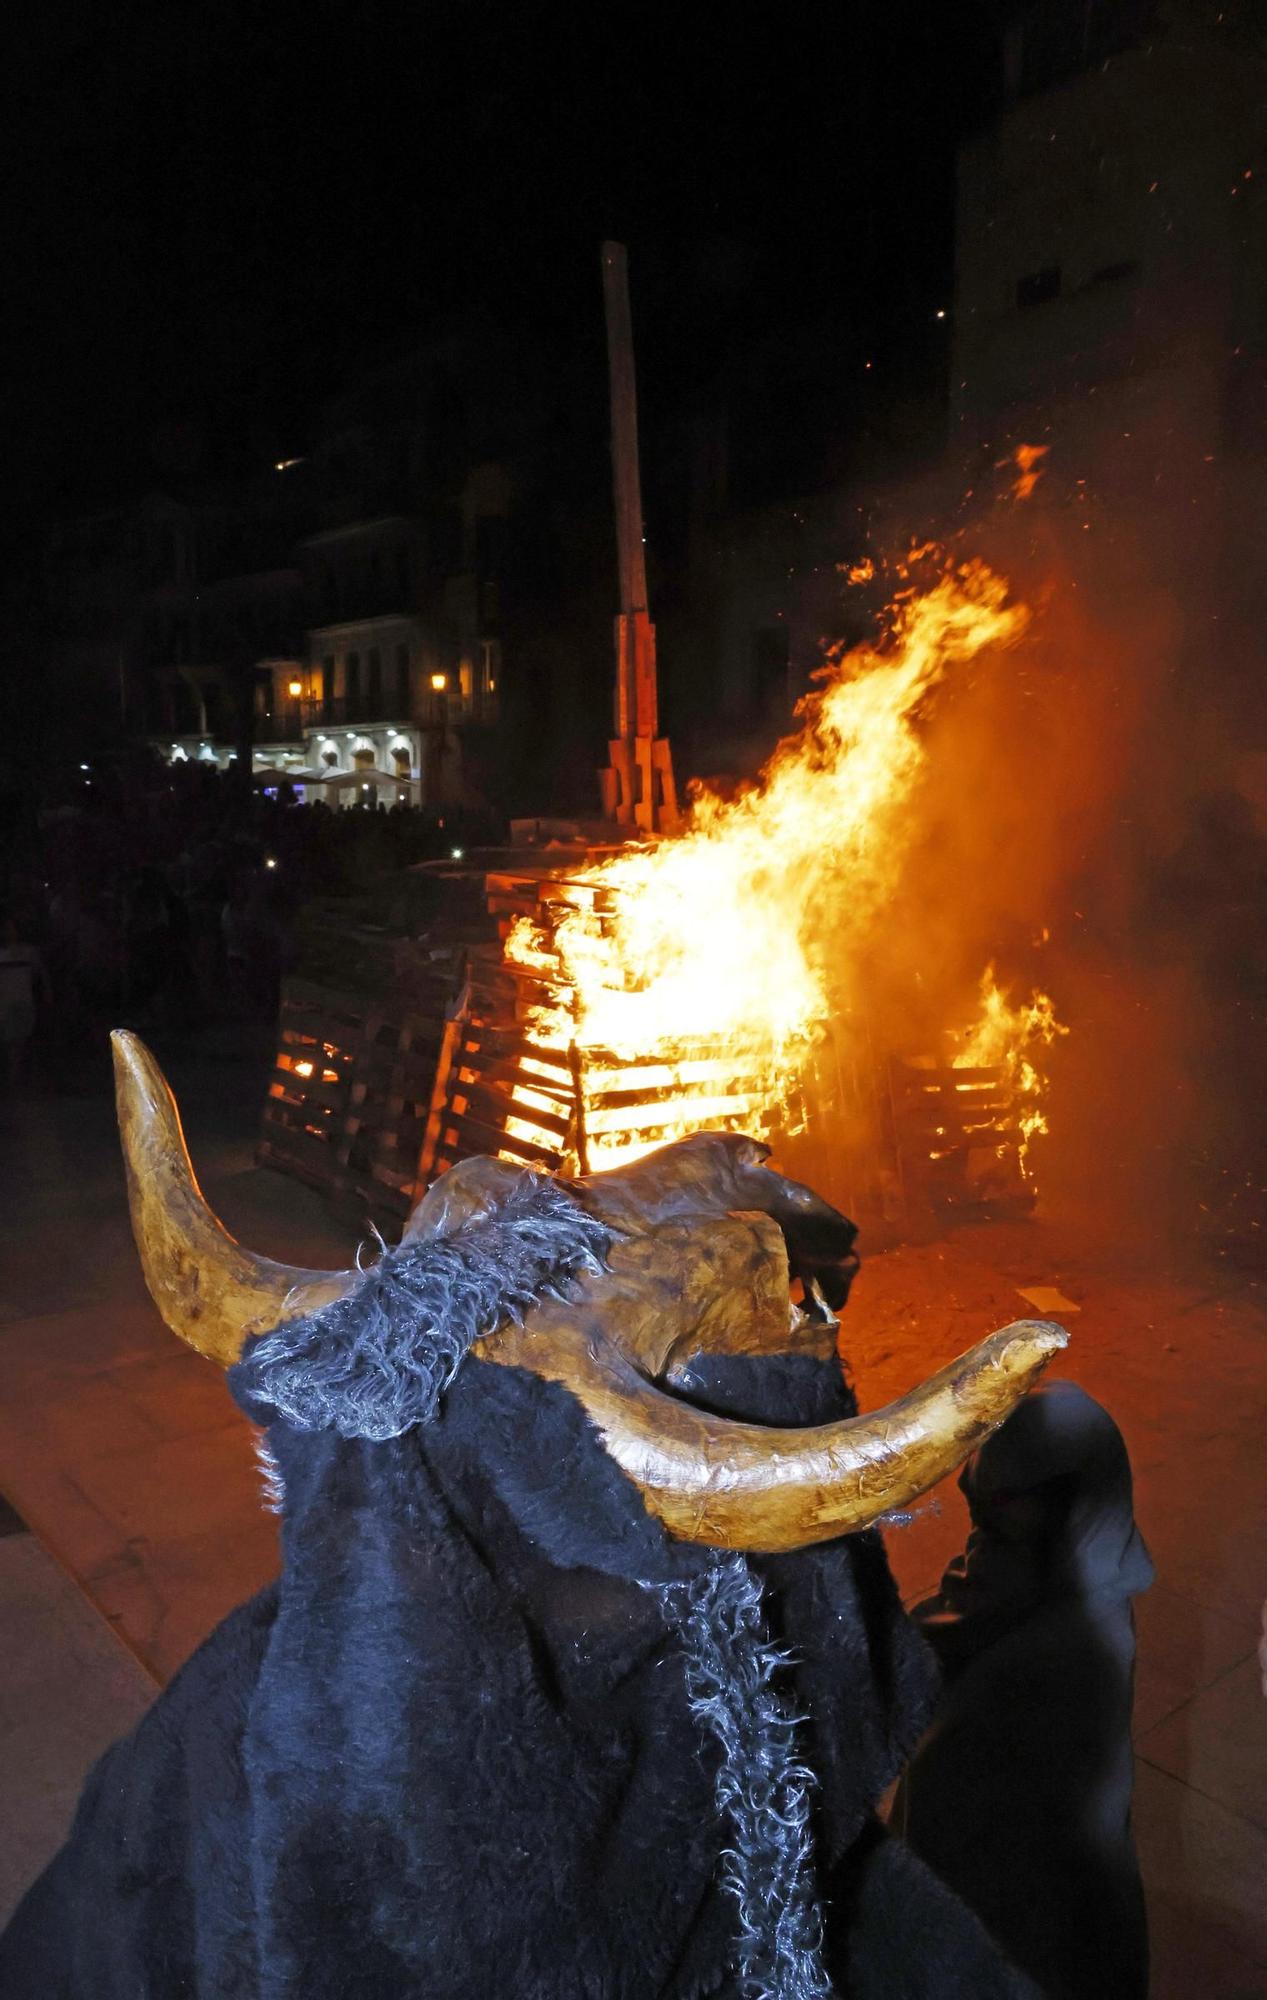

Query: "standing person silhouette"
(0, 913), (49, 1090)
(895, 1381), (1154, 2000)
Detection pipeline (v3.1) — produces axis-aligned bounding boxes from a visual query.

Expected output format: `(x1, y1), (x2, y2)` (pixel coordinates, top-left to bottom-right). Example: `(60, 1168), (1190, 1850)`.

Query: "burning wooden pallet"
(259, 980), (373, 1198)
(421, 933), (781, 1180)
(889, 1057), (1032, 1210)
(260, 971), (464, 1225)
(258, 853), (1036, 1231)
(427, 858), (790, 1177)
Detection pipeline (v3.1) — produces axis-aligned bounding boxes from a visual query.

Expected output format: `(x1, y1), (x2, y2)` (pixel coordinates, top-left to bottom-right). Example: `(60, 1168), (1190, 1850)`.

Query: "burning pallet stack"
(256, 861), (487, 1225)
(259, 849), (1032, 1231)
(421, 862), (782, 1181)
(259, 969), (463, 1223)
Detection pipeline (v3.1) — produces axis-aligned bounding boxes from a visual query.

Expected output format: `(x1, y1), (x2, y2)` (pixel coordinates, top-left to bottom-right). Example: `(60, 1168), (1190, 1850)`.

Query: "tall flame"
(506, 558), (1058, 1172)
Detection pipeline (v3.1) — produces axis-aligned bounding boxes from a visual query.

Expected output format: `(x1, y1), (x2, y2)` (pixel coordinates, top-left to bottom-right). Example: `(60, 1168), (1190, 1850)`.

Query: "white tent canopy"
(319, 767), (411, 792)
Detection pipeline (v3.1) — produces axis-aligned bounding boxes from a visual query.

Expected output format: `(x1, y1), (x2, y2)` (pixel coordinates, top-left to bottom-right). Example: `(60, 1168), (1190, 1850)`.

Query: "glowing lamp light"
(288, 678), (303, 697)
(265, 857), (278, 870)
(430, 672), (448, 692)
(451, 846), (465, 860)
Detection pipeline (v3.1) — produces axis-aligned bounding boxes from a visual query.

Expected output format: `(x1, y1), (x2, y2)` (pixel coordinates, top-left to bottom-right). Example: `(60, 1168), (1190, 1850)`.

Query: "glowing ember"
(505, 558), (1055, 1175)
(1013, 442), (1050, 502)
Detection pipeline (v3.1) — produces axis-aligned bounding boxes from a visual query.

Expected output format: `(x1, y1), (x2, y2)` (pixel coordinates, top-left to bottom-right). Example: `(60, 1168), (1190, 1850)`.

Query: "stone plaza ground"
(0, 1032), (1264, 1993)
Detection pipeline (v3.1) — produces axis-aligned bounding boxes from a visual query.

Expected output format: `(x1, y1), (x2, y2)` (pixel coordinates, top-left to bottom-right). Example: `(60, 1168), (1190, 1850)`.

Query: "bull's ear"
(112, 1030), (354, 1365)
(401, 1157), (533, 1245)
(536, 1212), (802, 1383)
(571, 1134), (858, 1301)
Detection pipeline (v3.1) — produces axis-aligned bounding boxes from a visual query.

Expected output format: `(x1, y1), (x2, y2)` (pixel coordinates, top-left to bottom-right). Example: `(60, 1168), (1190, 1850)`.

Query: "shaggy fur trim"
(232, 1173), (611, 1441)
(252, 1431), (286, 1513)
(665, 1555), (836, 2000)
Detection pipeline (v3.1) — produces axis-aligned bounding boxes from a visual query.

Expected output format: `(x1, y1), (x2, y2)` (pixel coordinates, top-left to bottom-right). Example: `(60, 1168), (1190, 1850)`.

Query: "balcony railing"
(258, 685), (496, 740)
(300, 695), (412, 728)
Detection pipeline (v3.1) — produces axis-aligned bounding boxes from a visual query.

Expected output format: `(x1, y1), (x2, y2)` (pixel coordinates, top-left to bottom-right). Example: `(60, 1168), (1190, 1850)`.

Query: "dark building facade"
(44, 329), (529, 810)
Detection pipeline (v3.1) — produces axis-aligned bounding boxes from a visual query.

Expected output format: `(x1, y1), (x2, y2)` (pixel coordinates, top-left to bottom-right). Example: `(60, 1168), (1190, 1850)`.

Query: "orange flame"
(955, 966), (1068, 1173)
(1013, 443), (1049, 502)
(505, 559), (1046, 1170)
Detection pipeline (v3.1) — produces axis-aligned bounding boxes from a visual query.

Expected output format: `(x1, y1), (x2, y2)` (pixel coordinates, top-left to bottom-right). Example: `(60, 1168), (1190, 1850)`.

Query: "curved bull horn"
(114, 1030), (1066, 1550)
(111, 1030), (354, 1365)
(484, 1308), (1066, 1552)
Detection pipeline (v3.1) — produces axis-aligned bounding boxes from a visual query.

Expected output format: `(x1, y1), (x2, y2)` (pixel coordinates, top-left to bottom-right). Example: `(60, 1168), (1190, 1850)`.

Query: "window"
(1016, 267), (1061, 310)
(322, 656), (335, 719)
(346, 651), (361, 710)
(367, 647), (382, 714)
(396, 643), (411, 713)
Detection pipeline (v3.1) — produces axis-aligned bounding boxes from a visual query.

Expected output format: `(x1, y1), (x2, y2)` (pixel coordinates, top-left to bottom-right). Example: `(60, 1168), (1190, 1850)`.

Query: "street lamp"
(288, 678), (303, 698)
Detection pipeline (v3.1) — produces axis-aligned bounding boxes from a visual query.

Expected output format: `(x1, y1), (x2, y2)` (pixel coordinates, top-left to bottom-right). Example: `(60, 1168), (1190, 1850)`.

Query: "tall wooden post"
(599, 242), (677, 833)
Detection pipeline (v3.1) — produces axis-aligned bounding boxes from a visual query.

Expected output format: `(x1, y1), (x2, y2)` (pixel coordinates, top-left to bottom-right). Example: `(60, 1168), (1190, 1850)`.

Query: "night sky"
(2, 1), (1009, 535)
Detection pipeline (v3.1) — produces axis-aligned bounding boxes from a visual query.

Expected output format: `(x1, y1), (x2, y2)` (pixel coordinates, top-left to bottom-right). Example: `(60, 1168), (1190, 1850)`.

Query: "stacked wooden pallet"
(425, 858), (785, 1179)
(423, 965), (577, 1179)
(421, 859), (599, 1178)
(258, 979), (378, 1199)
(258, 848), (1033, 1233)
(338, 965), (463, 1218)
(888, 1058), (1029, 1208)
(259, 970), (467, 1226)
(257, 855), (594, 1223)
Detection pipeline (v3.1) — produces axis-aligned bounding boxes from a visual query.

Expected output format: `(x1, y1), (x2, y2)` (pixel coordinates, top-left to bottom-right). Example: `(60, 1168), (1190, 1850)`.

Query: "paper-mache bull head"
(112, 1029), (1064, 1552)
(0, 1032), (1069, 2000)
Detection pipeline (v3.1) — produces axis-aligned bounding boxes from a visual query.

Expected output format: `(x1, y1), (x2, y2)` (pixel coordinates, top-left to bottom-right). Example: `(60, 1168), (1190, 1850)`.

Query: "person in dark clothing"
(895, 1380), (1154, 2000)
(1, 1098), (1053, 2000)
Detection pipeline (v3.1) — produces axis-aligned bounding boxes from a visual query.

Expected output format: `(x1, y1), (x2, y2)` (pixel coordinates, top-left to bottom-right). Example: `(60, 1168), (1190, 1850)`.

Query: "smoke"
(814, 431), (1267, 1260)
